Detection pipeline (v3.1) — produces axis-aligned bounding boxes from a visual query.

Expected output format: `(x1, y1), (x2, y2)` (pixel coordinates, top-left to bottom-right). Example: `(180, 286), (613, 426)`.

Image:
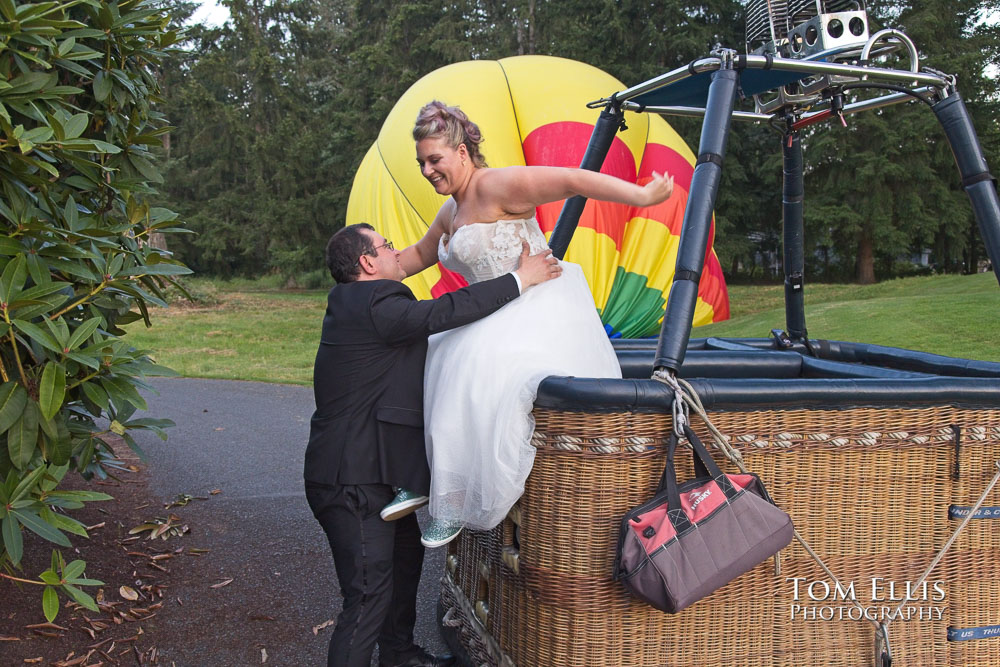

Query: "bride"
(387, 101), (674, 547)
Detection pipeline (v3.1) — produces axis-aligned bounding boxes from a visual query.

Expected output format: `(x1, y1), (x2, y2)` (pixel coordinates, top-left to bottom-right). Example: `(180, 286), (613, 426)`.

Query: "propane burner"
(746, 0), (869, 60)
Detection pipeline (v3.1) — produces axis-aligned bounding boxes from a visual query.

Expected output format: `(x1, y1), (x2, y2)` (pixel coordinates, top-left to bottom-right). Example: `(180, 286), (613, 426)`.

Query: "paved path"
(134, 377), (449, 667)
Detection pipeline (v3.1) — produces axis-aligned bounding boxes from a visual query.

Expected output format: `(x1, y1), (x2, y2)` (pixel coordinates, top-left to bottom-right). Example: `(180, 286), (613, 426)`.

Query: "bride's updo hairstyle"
(413, 101), (488, 168)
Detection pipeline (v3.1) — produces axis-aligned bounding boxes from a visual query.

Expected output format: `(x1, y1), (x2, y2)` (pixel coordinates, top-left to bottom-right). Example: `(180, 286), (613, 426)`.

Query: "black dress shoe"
(379, 648), (456, 667)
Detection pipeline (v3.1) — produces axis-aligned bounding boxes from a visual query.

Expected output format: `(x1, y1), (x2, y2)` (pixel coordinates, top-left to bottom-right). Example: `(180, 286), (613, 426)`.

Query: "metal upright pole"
(932, 92), (1000, 285)
(782, 132), (808, 341)
(548, 106), (624, 259)
(654, 63), (739, 373)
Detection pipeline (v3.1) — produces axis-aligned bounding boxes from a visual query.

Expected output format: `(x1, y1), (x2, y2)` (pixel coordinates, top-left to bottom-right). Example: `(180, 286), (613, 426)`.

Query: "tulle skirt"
(423, 261), (622, 530)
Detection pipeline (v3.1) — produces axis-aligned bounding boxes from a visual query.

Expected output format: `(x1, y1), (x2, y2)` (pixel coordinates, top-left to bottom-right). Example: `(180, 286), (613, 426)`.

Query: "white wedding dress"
(424, 217), (622, 530)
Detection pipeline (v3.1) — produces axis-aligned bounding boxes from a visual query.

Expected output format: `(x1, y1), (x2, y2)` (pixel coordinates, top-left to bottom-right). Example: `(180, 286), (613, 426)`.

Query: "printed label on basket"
(948, 625), (1000, 641)
(948, 505), (1000, 519)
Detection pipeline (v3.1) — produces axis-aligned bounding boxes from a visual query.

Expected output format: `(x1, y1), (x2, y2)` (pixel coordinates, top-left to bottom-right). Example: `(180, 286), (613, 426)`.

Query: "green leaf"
(2, 469), (16, 499)
(128, 152), (162, 183)
(47, 490), (113, 502)
(62, 197), (79, 229)
(124, 417), (176, 430)
(67, 577), (103, 586)
(66, 318), (101, 351)
(24, 252), (52, 287)
(10, 464), (45, 502)
(39, 463), (68, 492)
(60, 28), (105, 39)
(11, 294), (69, 320)
(117, 262), (192, 277)
(120, 431), (147, 462)
(92, 70), (111, 102)
(7, 404), (39, 470)
(10, 280), (70, 312)
(12, 319), (63, 355)
(63, 559), (85, 581)
(39, 362), (66, 420)
(15, 282), (70, 303)
(7, 71), (56, 95)
(45, 511), (87, 538)
(1, 515), (22, 566)
(40, 415), (72, 466)
(67, 351), (100, 370)
(0, 0), (15, 21)
(0, 253), (27, 303)
(0, 381), (28, 434)
(21, 126), (53, 144)
(79, 380), (109, 409)
(44, 258), (100, 281)
(39, 569), (61, 585)
(43, 496), (83, 510)
(76, 438), (95, 474)
(13, 508), (71, 547)
(61, 112), (87, 138)
(107, 253), (124, 279)
(101, 377), (146, 411)
(56, 138), (122, 154)
(42, 586), (59, 622)
(0, 236), (23, 255)
(61, 583), (97, 611)
(47, 317), (69, 348)
(133, 362), (178, 378)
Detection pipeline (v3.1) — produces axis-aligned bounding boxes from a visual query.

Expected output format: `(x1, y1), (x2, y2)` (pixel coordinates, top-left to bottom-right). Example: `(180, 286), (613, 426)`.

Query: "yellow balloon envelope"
(347, 55), (729, 337)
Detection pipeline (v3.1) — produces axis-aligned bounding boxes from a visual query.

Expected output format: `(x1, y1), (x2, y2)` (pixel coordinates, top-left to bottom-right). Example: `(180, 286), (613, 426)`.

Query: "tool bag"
(613, 424), (793, 613)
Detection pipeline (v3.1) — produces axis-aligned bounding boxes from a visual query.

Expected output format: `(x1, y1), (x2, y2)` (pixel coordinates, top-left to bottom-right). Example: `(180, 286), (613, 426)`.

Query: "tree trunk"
(148, 232), (168, 251)
(515, 0), (536, 55)
(528, 0), (535, 54)
(856, 228), (875, 284)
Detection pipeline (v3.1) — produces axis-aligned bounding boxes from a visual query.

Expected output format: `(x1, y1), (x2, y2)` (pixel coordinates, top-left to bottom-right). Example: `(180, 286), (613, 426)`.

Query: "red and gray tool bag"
(613, 424), (793, 613)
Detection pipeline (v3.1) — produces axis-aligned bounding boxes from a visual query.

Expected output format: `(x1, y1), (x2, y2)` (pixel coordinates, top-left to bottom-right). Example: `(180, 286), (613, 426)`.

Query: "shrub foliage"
(0, 0), (188, 619)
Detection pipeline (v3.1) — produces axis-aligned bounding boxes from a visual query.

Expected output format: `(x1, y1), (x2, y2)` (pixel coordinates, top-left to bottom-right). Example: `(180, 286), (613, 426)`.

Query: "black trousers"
(306, 482), (425, 667)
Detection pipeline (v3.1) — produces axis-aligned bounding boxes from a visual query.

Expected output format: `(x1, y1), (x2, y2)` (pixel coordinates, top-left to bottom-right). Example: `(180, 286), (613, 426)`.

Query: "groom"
(304, 223), (560, 667)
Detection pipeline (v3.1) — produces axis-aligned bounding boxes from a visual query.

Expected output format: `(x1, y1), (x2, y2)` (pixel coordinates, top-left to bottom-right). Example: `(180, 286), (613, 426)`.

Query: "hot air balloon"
(346, 55), (729, 337)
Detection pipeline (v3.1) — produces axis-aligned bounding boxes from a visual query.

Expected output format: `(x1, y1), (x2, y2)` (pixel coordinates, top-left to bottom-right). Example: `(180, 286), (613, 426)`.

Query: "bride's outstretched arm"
(397, 200), (455, 277)
(480, 166), (674, 216)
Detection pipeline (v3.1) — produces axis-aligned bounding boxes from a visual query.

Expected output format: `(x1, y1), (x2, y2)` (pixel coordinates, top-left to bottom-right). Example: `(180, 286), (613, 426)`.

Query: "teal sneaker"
(420, 519), (463, 548)
(380, 489), (429, 521)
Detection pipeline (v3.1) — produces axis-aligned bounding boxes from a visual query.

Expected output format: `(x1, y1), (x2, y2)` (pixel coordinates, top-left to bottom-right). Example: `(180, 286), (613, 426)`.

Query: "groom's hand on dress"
(515, 240), (562, 289)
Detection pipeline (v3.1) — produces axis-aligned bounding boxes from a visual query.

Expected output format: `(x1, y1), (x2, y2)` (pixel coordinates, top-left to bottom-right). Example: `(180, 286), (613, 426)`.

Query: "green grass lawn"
(125, 283), (327, 385)
(695, 272), (1000, 362)
(124, 272), (1000, 386)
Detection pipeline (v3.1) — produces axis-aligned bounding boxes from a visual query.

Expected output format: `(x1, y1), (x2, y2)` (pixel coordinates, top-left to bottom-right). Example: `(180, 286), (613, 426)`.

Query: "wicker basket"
(441, 404), (1000, 666)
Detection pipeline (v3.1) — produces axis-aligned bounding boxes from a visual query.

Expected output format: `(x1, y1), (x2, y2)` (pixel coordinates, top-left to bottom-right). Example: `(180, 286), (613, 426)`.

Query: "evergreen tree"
(801, 0), (999, 282)
(152, 0), (998, 282)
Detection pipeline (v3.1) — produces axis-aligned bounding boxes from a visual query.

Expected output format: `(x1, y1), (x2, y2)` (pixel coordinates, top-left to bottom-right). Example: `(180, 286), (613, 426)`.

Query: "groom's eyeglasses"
(357, 240), (394, 265)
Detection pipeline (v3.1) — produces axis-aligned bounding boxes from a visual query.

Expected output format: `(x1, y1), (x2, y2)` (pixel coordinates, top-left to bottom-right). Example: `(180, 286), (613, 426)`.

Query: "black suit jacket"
(304, 275), (519, 494)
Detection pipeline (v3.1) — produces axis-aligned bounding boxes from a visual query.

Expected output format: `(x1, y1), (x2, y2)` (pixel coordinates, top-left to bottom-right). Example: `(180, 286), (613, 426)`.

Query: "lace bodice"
(438, 218), (549, 285)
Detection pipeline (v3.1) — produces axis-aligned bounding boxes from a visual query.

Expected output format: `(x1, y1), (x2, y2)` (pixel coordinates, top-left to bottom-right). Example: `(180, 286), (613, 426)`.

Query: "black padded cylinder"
(932, 92), (1000, 285)
(654, 68), (739, 373)
(782, 133), (807, 340)
(548, 107), (623, 259)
